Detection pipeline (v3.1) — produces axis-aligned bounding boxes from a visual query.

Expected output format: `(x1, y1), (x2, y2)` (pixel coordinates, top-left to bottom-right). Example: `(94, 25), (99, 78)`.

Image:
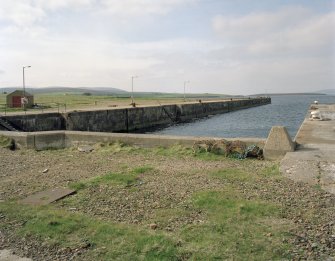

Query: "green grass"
(0, 145), (295, 260)
(180, 189), (292, 260)
(0, 92), (186, 113)
(0, 202), (180, 260)
(95, 141), (261, 164)
(69, 165), (154, 190)
(95, 142), (227, 162)
(211, 168), (256, 182)
(0, 135), (14, 149)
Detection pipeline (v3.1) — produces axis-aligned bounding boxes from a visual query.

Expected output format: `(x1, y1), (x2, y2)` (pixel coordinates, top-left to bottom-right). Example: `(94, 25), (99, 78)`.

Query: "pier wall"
(65, 98), (270, 133)
(1, 113), (65, 132)
(0, 130), (266, 151)
(1, 98), (270, 133)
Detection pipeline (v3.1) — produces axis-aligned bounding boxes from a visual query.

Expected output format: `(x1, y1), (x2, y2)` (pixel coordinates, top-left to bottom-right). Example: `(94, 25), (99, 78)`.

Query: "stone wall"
(65, 98), (270, 133)
(2, 113), (65, 132)
(1, 98), (271, 133)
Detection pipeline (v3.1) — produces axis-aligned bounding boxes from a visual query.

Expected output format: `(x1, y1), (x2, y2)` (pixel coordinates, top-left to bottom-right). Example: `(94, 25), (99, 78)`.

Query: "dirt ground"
(0, 145), (334, 260)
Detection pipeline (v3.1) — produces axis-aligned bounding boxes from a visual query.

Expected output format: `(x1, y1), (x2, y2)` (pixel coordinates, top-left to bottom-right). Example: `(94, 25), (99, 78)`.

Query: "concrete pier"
(280, 104), (335, 194)
(0, 98), (270, 133)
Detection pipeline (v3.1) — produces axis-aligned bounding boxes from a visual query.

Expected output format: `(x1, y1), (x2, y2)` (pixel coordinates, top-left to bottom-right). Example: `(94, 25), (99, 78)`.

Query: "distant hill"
(252, 92), (325, 96)
(0, 86), (128, 95)
(0, 87), (239, 99)
(317, 89), (335, 95)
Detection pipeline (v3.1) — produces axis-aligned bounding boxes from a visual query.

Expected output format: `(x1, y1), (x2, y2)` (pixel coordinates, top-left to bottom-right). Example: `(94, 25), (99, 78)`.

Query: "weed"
(0, 135), (15, 150)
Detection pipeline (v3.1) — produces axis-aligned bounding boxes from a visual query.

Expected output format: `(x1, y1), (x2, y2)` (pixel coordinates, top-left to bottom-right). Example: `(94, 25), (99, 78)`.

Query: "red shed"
(6, 90), (34, 108)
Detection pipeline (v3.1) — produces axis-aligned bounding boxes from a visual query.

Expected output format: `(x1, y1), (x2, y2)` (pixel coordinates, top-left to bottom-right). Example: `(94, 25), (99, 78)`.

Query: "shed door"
(12, 96), (21, 108)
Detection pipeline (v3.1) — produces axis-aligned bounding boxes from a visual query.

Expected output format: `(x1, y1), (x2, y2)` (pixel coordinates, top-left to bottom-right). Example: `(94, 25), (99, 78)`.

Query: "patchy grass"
(0, 145), (301, 260)
(180, 189), (292, 260)
(69, 165), (154, 190)
(94, 141), (255, 163)
(0, 135), (14, 149)
(95, 141), (140, 154)
(0, 202), (180, 260)
(210, 168), (256, 182)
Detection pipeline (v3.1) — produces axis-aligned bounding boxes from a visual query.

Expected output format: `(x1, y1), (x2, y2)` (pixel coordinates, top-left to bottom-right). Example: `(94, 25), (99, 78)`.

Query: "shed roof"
(7, 90), (33, 97)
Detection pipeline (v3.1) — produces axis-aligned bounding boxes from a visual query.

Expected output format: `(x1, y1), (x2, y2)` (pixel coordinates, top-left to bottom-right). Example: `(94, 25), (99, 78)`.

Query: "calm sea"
(151, 95), (335, 138)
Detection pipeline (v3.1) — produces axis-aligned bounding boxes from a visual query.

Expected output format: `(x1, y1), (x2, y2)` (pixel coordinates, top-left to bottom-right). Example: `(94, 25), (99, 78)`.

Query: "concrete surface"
(0, 249), (32, 261)
(263, 126), (295, 160)
(19, 188), (76, 206)
(280, 104), (335, 194)
(0, 130), (266, 151)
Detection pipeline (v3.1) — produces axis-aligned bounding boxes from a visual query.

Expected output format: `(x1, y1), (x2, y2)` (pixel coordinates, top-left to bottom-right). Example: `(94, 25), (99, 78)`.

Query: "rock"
(42, 168), (49, 173)
(227, 140), (246, 156)
(0, 249), (32, 261)
(211, 140), (229, 155)
(149, 223), (158, 230)
(192, 140), (215, 153)
(77, 146), (94, 153)
(244, 145), (263, 159)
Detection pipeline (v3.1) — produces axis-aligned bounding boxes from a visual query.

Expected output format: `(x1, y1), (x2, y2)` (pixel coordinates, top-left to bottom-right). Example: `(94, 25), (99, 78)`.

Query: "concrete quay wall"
(0, 130), (266, 151)
(66, 98), (270, 133)
(1, 113), (65, 132)
(1, 98), (270, 133)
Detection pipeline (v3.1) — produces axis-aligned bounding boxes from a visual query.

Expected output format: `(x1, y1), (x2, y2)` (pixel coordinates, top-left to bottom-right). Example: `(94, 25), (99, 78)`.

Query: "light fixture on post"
(131, 75), (138, 106)
(22, 65), (31, 110)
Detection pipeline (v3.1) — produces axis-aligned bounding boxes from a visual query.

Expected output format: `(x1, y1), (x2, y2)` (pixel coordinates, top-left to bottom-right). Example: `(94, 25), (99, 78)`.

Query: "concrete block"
(33, 131), (65, 150)
(263, 126), (295, 160)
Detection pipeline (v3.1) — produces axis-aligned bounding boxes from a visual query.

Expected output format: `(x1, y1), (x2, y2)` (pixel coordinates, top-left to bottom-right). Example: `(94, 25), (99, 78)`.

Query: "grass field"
(0, 91), (233, 114)
(1, 143), (334, 260)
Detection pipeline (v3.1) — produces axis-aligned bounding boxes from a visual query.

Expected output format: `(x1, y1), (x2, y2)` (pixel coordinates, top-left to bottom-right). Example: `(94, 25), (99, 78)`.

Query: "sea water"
(152, 95), (335, 138)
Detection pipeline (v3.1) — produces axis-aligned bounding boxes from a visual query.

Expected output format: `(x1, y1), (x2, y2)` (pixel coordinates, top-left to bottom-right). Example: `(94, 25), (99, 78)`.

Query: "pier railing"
(0, 103), (67, 115)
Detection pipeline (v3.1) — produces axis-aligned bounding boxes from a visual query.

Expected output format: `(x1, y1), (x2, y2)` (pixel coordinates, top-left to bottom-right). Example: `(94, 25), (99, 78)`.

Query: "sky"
(0, 0), (334, 95)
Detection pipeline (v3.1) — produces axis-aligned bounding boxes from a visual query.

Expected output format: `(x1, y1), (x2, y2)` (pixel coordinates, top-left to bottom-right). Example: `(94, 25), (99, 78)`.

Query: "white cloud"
(208, 7), (335, 93)
(0, 0), (195, 27)
(0, 0), (45, 27)
(212, 7), (313, 41)
(35, 0), (92, 11)
(0, 2), (333, 94)
(212, 7), (334, 56)
(99, 0), (196, 16)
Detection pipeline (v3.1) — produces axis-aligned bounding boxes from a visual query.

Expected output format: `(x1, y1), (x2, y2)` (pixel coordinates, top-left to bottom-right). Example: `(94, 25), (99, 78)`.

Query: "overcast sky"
(0, 0), (334, 95)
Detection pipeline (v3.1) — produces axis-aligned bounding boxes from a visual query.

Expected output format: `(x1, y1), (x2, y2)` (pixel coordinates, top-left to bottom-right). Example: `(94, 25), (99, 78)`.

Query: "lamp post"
(183, 81), (189, 102)
(23, 65), (31, 110)
(131, 75), (138, 105)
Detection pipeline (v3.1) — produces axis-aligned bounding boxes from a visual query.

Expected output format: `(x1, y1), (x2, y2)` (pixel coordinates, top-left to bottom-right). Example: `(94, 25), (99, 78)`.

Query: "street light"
(131, 75), (138, 106)
(23, 65), (31, 110)
(183, 81), (190, 102)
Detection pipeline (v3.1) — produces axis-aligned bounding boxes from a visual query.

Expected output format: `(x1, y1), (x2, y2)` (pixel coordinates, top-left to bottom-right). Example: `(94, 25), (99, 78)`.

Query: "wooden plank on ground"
(19, 188), (76, 206)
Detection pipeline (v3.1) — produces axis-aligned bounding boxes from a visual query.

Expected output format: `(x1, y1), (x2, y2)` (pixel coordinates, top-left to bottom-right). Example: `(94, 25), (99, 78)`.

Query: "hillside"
(0, 87), (237, 99)
(317, 89), (335, 95)
(0, 87), (127, 95)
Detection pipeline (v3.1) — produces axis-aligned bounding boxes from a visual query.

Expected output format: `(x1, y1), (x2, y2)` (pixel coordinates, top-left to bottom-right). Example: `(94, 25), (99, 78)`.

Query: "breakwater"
(0, 98), (270, 133)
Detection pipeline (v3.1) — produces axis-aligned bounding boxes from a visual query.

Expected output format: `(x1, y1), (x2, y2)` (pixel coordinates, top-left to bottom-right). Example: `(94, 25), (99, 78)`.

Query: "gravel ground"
(0, 146), (334, 260)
